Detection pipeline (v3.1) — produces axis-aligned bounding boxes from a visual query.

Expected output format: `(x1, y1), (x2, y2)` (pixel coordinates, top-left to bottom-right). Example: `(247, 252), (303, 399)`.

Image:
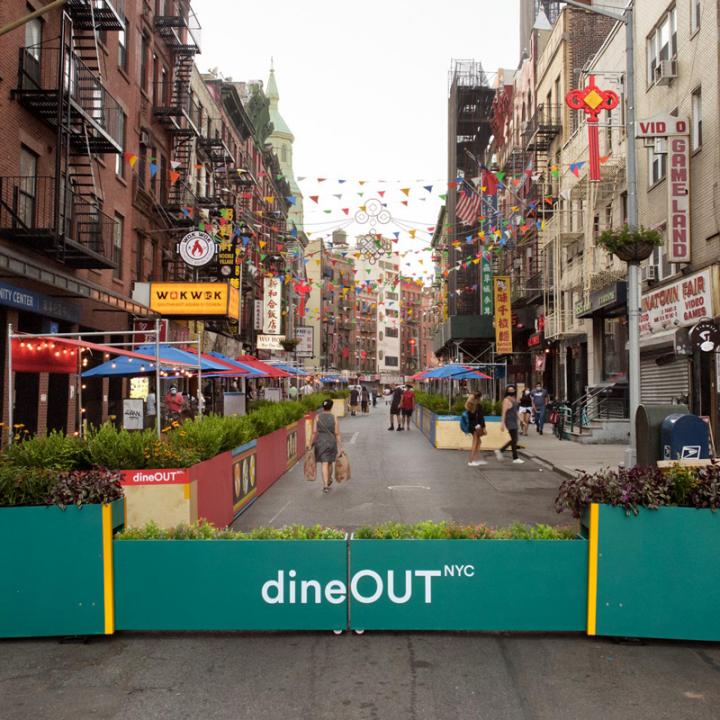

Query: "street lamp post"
(563, 0), (639, 465)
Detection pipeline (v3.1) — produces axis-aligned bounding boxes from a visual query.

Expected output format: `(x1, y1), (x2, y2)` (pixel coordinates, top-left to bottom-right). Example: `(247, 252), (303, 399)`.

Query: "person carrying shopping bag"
(310, 398), (343, 493)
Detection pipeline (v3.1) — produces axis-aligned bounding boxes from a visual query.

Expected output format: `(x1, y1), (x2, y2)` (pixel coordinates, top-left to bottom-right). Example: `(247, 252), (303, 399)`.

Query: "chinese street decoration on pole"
(566, 75), (619, 181)
(493, 276), (513, 355)
(480, 254), (494, 315)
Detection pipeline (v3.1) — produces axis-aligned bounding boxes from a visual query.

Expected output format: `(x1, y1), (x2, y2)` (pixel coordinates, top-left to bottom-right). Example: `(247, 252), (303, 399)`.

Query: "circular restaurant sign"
(178, 231), (216, 268)
(689, 320), (720, 353)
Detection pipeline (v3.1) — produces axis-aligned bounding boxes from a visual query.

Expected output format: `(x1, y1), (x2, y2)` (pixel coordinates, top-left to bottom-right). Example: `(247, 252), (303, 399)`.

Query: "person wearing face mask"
(495, 385), (524, 464)
(164, 385), (185, 421)
(519, 388), (533, 436)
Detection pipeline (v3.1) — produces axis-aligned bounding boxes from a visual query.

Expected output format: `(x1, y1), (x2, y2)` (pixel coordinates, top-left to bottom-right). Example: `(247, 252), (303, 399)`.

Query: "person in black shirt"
(519, 387), (533, 436)
(466, 393), (487, 466)
(389, 384), (403, 431)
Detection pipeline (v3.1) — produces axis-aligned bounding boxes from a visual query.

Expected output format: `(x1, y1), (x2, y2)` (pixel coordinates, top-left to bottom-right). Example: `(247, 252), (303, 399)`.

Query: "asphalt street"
(2, 633), (720, 720)
(234, 405), (569, 531)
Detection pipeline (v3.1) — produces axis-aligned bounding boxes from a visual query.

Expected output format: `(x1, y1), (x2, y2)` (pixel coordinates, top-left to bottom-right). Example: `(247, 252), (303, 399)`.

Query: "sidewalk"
(518, 429), (627, 478)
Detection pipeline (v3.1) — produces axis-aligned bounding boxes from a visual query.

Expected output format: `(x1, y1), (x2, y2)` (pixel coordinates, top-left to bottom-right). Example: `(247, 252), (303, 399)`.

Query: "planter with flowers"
(556, 463), (720, 641)
(0, 455), (124, 638)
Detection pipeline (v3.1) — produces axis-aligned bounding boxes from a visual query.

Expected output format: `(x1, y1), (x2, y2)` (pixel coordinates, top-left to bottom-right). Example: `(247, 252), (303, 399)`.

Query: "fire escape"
(153, 0), (201, 222)
(3, 0), (125, 269)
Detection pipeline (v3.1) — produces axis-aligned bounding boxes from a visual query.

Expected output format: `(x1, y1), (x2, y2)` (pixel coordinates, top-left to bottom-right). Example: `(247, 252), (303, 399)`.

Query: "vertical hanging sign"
(481, 255), (494, 315)
(493, 276), (513, 355)
(263, 278), (282, 335)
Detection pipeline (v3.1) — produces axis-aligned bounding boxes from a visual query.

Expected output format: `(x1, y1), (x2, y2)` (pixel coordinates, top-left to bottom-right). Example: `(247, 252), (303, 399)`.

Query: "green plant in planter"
(280, 338), (300, 352)
(4, 430), (88, 471)
(597, 225), (663, 262)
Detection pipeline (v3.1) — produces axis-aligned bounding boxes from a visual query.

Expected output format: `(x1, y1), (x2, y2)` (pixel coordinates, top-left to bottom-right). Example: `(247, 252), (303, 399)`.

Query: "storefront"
(638, 269), (717, 413)
(576, 282), (628, 386)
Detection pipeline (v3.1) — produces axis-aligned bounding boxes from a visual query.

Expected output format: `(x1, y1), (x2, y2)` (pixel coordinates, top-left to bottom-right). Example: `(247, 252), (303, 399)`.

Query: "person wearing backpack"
(462, 393), (487, 466)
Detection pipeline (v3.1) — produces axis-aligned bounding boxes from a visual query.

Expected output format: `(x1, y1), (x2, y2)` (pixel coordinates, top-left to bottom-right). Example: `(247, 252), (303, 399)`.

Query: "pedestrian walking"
(495, 385), (524, 464)
(383, 386), (391, 405)
(389, 384), (403, 430)
(531, 382), (550, 435)
(372, 389), (377, 408)
(519, 388), (533, 436)
(465, 392), (487, 466)
(400, 384), (416, 430)
(361, 386), (370, 414)
(349, 386), (360, 416)
(310, 398), (343, 493)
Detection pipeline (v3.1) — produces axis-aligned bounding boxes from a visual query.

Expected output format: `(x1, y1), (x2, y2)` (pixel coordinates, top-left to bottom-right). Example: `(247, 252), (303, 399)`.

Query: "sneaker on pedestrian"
(512, 458), (525, 464)
(397, 427), (403, 431)
(387, 426), (394, 431)
(471, 460), (487, 466)
(494, 449), (503, 461)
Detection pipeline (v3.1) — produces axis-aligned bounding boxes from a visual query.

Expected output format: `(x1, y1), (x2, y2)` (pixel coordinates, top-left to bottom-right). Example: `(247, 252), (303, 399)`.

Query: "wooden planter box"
(0, 500), (124, 638)
(349, 537), (587, 631)
(584, 504), (720, 641)
(119, 414), (312, 530)
(114, 537), (348, 631)
(414, 407), (505, 450)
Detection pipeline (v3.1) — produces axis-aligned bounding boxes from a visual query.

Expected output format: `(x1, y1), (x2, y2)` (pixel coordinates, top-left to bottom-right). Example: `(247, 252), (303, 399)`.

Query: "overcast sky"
(193, 0), (519, 277)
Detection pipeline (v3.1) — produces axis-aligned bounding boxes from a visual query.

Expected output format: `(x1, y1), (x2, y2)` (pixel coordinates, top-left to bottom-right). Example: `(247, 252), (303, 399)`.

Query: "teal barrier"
(114, 539), (348, 631)
(0, 500), (123, 638)
(349, 538), (588, 631)
(593, 505), (720, 641)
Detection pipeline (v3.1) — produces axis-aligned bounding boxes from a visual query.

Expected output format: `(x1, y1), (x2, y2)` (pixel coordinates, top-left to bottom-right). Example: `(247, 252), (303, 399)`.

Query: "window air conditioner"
(654, 59), (677, 86)
(641, 264), (658, 283)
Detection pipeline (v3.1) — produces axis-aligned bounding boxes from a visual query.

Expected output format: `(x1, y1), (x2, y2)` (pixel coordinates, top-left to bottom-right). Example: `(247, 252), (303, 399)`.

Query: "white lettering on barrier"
(261, 568), (453, 606)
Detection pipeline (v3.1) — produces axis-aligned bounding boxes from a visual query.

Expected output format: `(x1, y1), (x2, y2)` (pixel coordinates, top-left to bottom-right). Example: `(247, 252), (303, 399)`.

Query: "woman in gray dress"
(311, 399), (343, 493)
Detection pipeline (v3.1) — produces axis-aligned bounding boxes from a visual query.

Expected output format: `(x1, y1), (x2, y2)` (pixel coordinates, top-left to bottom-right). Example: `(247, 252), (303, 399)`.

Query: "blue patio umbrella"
(273, 363), (309, 376)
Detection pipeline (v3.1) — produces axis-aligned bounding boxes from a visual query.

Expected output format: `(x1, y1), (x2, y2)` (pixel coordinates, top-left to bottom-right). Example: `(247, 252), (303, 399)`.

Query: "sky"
(193, 0), (519, 280)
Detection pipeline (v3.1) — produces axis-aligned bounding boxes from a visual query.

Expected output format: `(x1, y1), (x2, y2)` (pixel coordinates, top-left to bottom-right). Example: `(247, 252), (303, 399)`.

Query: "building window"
(150, 146), (158, 196)
(135, 232), (144, 278)
(113, 213), (124, 278)
(602, 317), (628, 382)
(18, 146), (38, 227)
(646, 7), (677, 86)
(651, 244), (677, 281)
(115, 112), (126, 177)
(118, 16), (128, 72)
(385, 327), (398, 338)
(138, 144), (147, 190)
(140, 33), (149, 92)
(691, 87), (702, 151)
(384, 356), (399, 367)
(690, 0), (701, 34)
(648, 146), (667, 186)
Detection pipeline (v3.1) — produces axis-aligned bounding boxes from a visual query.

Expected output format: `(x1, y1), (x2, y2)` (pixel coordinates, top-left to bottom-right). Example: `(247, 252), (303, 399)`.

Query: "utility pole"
(0, 0), (67, 37)
(562, 0), (639, 465)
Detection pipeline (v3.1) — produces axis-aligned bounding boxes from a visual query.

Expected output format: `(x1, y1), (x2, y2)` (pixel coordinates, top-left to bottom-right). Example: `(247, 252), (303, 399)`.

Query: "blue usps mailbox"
(660, 414), (710, 461)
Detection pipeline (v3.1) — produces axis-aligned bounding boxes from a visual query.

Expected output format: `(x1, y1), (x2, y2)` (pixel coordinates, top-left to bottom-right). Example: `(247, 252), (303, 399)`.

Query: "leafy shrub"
(0, 465), (58, 506)
(86, 424), (152, 470)
(116, 520), (346, 540)
(353, 521), (576, 540)
(4, 430), (87, 471)
(555, 463), (720, 518)
(416, 392), (501, 417)
(47, 468), (123, 508)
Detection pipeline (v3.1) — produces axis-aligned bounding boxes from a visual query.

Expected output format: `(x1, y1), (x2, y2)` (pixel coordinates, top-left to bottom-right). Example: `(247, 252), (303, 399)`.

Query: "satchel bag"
(304, 447), (317, 481)
(335, 451), (351, 483)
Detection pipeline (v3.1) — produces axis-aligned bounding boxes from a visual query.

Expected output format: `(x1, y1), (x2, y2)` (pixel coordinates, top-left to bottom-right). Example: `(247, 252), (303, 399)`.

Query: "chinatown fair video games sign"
(263, 278), (282, 336)
(640, 269), (714, 337)
(636, 114), (690, 263)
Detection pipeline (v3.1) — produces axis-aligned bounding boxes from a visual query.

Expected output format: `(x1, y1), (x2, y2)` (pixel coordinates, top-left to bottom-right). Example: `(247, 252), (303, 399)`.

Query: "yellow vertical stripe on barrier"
(102, 503), (115, 635)
(587, 502), (599, 636)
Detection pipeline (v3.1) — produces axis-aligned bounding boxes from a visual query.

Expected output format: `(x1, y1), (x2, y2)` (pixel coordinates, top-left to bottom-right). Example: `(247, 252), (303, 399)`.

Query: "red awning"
(11, 336), (195, 374)
(234, 355), (292, 378)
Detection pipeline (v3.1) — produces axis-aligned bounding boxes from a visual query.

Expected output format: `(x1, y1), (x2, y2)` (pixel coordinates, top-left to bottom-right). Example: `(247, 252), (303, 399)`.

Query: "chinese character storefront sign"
(481, 255), (494, 315)
(493, 276), (513, 355)
(263, 278), (283, 335)
(566, 75), (619, 181)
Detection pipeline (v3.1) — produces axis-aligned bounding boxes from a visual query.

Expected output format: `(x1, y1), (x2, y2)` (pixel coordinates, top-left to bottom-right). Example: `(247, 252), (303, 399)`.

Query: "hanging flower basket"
(280, 338), (300, 352)
(597, 225), (663, 263)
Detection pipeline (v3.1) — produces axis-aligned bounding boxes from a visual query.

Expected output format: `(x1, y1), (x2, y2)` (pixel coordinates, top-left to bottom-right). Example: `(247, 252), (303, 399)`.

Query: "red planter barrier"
(192, 451), (234, 528)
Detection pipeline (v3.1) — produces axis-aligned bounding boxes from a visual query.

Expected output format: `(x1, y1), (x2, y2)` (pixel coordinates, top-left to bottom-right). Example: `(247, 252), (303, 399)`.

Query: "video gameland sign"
(149, 282), (240, 320)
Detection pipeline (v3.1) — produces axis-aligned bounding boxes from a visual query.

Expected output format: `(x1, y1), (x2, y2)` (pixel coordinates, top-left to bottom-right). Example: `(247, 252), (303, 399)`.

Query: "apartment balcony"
(153, 81), (201, 137)
(544, 309), (586, 340)
(15, 45), (123, 154)
(161, 184), (199, 224)
(0, 176), (116, 269)
(511, 271), (544, 305)
(522, 103), (563, 153)
(154, 0), (201, 54)
(66, 0), (125, 31)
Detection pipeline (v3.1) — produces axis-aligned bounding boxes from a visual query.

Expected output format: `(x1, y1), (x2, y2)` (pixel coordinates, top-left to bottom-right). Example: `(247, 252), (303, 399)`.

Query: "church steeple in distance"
(266, 61), (303, 230)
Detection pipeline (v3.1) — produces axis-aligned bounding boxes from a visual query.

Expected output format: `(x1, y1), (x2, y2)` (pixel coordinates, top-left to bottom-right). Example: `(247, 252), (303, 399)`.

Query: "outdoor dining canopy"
(201, 351), (264, 378)
(411, 364), (493, 381)
(82, 344), (228, 377)
(271, 362), (309, 377)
